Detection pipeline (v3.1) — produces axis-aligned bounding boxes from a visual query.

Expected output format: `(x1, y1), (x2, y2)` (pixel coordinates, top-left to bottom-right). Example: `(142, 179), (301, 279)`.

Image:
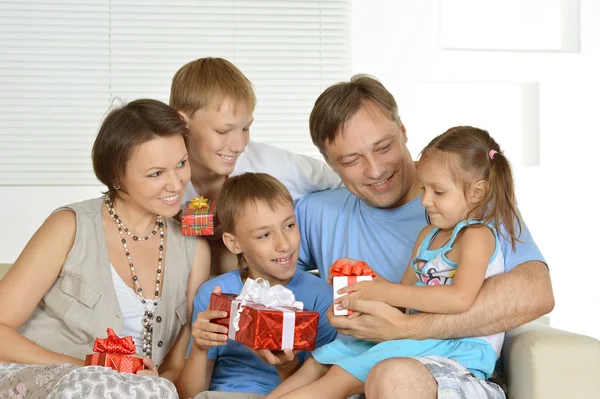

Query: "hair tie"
(488, 150), (498, 160)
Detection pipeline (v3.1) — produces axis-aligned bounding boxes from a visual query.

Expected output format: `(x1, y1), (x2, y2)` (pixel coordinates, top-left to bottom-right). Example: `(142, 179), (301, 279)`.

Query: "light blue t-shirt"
(296, 187), (545, 282)
(191, 269), (337, 395)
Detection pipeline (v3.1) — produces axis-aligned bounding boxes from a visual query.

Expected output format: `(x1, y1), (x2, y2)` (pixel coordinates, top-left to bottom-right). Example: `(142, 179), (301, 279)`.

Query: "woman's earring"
(113, 183), (120, 190)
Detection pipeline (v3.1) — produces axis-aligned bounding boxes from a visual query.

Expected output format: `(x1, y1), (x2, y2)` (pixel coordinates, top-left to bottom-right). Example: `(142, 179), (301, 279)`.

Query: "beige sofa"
(1, 264), (599, 398)
(503, 317), (600, 398)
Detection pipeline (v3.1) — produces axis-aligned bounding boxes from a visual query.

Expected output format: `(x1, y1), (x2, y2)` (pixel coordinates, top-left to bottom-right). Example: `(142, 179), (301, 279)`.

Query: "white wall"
(1, 0), (599, 341)
(351, 0), (600, 339)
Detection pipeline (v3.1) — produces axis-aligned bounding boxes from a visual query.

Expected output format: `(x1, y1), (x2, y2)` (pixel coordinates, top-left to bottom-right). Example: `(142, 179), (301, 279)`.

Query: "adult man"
(295, 75), (554, 397)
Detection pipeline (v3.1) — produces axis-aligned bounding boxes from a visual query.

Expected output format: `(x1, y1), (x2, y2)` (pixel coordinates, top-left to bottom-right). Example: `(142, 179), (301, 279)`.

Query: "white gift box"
(332, 275), (373, 316)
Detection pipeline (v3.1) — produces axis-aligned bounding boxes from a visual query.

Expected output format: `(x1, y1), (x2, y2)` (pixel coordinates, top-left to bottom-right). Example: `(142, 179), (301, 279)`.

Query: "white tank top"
(110, 264), (159, 356)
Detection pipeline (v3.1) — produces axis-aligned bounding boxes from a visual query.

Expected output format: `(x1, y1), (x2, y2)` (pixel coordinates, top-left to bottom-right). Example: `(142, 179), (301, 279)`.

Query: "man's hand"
(249, 348), (300, 380)
(327, 298), (410, 342)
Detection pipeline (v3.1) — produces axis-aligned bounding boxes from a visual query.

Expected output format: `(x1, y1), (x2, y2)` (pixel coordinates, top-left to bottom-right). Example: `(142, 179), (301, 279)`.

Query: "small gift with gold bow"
(84, 328), (145, 373)
(209, 278), (319, 351)
(331, 259), (376, 316)
(182, 196), (216, 236)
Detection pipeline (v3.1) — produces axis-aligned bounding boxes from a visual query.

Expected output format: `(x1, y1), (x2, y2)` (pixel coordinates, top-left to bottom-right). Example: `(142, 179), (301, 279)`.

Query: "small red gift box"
(182, 196), (215, 236)
(331, 260), (376, 316)
(84, 328), (145, 374)
(209, 293), (319, 351)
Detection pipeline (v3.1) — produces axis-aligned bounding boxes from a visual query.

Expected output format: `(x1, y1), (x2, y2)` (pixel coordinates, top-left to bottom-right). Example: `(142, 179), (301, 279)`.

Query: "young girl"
(267, 126), (522, 398)
(176, 173), (337, 399)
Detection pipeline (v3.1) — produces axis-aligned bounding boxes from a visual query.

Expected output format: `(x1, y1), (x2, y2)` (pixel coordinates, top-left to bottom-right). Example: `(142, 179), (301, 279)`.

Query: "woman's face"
(119, 135), (190, 217)
(183, 98), (253, 178)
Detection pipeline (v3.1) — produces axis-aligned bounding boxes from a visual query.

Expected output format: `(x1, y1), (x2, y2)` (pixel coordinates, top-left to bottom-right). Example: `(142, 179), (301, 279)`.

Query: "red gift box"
(331, 260), (376, 316)
(84, 328), (145, 373)
(209, 293), (319, 351)
(182, 196), (215, 236)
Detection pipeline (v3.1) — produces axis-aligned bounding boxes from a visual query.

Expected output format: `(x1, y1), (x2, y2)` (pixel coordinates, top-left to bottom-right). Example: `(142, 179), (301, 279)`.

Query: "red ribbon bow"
(93, 328), (137, 355)
(330, 260), (376, 278)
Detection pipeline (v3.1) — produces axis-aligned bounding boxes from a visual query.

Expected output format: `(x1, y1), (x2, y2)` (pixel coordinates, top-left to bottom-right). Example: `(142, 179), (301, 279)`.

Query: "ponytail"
(480, 149), (523, 250)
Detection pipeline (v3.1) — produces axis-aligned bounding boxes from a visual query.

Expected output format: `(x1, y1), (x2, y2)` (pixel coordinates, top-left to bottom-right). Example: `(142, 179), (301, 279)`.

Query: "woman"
(0, 99), (210, 398)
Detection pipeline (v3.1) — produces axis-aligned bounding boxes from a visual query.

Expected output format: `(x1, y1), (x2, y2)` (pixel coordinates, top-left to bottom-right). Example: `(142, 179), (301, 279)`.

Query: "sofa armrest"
(503, 319), (600, 399)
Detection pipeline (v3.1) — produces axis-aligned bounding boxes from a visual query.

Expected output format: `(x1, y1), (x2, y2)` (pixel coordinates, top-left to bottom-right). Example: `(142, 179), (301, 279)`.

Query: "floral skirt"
(0, 363), (177, 399)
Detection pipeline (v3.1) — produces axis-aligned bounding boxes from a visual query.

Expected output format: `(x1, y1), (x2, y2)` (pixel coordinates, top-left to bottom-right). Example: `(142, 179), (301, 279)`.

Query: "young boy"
(169, 57), (342, 276)
(176, 173), (337, 399)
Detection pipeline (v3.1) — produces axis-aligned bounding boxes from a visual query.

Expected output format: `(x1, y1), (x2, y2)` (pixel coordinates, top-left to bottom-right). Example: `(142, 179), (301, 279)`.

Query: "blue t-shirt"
(296, 187), (545, 282)
(191, 270), (337, 395)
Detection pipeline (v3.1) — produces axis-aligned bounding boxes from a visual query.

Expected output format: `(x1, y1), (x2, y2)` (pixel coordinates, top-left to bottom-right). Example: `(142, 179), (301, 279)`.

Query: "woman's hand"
(136, 357), (159, 377)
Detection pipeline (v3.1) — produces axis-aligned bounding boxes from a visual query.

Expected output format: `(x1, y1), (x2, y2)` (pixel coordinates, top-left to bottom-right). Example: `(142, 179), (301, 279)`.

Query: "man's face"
(323, 104), (417, 208)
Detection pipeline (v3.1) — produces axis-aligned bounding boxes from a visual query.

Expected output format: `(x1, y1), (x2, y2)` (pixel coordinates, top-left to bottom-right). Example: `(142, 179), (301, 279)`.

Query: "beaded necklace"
(104, 197), (164, 358)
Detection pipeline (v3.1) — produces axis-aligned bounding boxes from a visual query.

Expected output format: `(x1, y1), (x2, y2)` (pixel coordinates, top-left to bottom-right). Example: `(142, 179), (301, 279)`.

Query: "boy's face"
(183, 99), (253, 178)
(223, 199), (300, 287)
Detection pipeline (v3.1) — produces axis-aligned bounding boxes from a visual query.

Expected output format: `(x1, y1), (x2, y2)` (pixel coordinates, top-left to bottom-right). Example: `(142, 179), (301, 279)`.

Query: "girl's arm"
(380, 225), (495, 313)
(0, 210), (84, 365)
(158, 237), (211, 382)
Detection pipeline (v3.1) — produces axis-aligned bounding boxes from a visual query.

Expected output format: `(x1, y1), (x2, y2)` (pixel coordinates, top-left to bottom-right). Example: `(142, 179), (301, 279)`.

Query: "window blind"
(0, 0), (351, 185)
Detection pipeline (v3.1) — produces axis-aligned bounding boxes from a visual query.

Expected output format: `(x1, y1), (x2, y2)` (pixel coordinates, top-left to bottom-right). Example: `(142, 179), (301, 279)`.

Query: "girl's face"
(119, 135), (190, 217)
(184, 99), (253, 178)
(417, 155), (479, 230)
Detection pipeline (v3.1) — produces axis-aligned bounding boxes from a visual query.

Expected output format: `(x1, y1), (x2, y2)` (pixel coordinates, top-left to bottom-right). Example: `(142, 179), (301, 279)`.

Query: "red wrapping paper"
(84, 328), (145, 373)
(209, 293), (319, 351)
(331, 260), (376, 316)
(181, 196), (215, 236)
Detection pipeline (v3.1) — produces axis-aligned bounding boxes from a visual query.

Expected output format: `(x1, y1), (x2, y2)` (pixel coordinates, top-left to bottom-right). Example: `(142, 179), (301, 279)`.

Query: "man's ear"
(469, 180), (489, 204)
(222, 232), (242, 255)
(400, 123), (408, 143)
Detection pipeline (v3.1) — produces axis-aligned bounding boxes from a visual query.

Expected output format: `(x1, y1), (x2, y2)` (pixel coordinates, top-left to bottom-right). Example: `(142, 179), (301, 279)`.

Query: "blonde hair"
(309, 74), (401, 153)
(420, 126), (522, 249)
(169, 57), (256, 116)
(217, 173), (294, 269)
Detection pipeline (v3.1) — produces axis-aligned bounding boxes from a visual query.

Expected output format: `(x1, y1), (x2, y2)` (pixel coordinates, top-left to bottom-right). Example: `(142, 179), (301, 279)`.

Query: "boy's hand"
(327, 258), (363, 284)
(335, 276), (393, 303)
(249, 348), (300, 380)
(191, 287), (229, 350)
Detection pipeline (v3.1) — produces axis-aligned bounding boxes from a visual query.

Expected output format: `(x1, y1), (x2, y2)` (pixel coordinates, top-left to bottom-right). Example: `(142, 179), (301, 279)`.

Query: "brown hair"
(309, 74), (401, 153)
(217, 173), (294, 269)
(92, 99), (188, 200)
(420, 126), (522, 249)
(169, 57), (256, 116)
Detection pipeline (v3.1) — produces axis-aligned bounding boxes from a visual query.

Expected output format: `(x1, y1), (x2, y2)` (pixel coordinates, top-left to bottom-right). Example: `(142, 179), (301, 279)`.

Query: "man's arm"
(329, 261), (554, 341)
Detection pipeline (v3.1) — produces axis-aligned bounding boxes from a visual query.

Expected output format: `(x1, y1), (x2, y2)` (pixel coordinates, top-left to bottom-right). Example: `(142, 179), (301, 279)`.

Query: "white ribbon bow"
(230, 278), (303, 333)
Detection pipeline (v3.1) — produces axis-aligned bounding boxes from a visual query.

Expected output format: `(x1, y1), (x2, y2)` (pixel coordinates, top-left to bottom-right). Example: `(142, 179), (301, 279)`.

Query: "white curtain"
(0, 0), (351, 185)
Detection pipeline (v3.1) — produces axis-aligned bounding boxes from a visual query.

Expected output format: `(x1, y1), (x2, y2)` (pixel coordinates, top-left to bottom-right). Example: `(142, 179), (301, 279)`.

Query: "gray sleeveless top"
(19, 197), (196, 367)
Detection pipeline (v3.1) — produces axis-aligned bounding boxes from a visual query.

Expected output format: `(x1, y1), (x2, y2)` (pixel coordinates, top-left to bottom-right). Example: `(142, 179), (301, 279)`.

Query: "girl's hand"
(335, 276), (393, 303)
(136, 357), (159, 377)
(327, 258), (363, 284)
(191, 309), (229, 350)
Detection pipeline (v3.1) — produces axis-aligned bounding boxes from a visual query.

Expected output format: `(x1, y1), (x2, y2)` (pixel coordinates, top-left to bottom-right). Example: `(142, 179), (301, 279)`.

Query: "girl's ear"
(469, 179), (489, 204)
(222, 232), (242, 255)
